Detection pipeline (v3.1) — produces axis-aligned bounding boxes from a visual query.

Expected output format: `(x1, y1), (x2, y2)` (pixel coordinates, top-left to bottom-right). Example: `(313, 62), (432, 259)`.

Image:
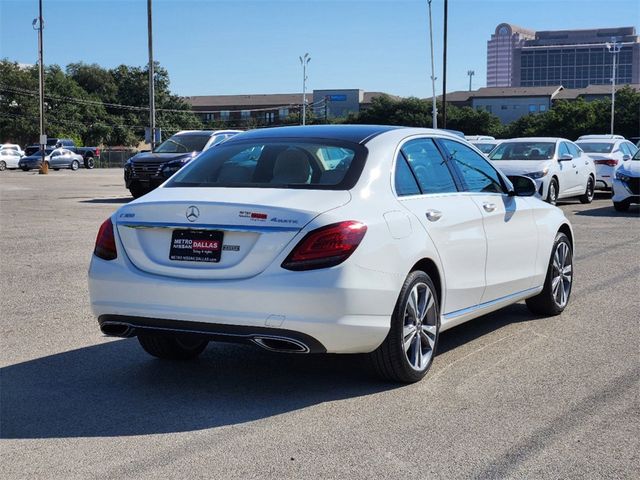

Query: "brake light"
(594, 159), (618, 167)
(94, 218), (117, 260)
(95, 148), (101, 157)
(282, 221), (367, 271)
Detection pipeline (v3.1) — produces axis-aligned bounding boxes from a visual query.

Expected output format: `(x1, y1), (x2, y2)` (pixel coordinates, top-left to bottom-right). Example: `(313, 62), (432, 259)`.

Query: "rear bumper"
(98, 314), (327, 353)
(89, 253), (398, 354)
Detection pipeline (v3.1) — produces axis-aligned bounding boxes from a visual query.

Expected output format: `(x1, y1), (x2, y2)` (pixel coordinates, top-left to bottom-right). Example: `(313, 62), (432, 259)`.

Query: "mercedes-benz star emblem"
(186, 205), (200, 222)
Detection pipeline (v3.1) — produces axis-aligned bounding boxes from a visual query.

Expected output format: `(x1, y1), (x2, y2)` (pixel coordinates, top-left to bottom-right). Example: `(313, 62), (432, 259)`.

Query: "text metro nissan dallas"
(89, 125), (575, 383)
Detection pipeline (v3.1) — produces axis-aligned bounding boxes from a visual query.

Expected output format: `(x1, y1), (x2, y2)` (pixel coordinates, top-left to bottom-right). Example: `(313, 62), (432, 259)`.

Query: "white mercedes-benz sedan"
(89, 125), (575, 383)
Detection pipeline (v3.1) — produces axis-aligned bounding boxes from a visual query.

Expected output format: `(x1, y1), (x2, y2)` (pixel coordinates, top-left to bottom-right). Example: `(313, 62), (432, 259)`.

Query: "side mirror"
(622, 154), (631, 161)
(558, 153), (573, 162)
(507, 175), (537, 197)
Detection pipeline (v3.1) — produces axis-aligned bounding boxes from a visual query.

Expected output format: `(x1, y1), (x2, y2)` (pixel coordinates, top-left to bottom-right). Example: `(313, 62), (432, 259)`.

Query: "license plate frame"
(169, 229), (223, 263)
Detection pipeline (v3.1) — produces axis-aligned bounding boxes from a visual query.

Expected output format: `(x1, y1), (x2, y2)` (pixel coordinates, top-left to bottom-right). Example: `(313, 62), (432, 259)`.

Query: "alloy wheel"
(551, 241), (572, 308)
(403, 282), (438, 371)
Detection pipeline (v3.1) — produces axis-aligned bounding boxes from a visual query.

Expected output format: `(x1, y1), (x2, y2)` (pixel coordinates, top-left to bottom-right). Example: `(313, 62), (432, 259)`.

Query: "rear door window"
(440, 138), (505, 194)
(400, 138), (457, 194)
(394, 152), (421, 196)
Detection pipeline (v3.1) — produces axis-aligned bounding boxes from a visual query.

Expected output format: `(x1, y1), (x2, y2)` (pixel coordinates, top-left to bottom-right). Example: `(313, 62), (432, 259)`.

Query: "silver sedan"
(49, 148), (84, 171)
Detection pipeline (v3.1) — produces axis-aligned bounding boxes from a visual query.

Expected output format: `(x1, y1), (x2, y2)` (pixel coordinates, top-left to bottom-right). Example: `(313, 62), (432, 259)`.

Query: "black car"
(124, 130), (241, 198)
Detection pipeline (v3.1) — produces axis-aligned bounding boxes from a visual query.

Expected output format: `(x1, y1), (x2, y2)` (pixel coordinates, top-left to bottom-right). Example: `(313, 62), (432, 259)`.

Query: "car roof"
(173, 130), (243, 136)
(224, 125), (405, 144)
(501, 137), (565, 143)
(575, 138), (620, 143)
(577, 134), (625, 140)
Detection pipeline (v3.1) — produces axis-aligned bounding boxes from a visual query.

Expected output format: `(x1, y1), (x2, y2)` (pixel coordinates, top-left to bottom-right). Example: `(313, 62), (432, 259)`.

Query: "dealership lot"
(1, 169), (638, 479)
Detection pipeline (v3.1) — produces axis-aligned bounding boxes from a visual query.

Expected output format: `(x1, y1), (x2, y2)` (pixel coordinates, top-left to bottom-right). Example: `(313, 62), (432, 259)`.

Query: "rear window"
(490, 142), (556, 160)
(166, 139), (366, 190)
(154, 134), (212, 153)
(575, 142), (614, 154)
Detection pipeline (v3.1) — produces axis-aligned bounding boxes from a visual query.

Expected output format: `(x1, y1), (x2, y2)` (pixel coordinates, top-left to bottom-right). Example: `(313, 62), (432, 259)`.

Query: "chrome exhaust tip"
(100, 322), (134, 338)
(252, 336), (309, 353)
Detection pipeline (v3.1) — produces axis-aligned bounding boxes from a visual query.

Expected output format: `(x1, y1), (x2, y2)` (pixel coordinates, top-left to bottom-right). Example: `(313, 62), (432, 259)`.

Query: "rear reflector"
(282, 221), (367, 271)
(594, 159), (618, 167)
(94, 218), (117, 260)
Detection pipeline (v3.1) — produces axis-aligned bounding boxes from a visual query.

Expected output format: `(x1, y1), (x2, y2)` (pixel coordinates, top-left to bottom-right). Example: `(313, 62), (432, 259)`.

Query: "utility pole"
(606, 38), (621, 136)
(442, 0), (448, 128)
(427, 0), (437, 129)
(34, 0), (47, 174)
(147, 0), (156, 149)
(324, 95), (329, 123)
(299, 53), (310, 125)
(467, 70), (475, 91)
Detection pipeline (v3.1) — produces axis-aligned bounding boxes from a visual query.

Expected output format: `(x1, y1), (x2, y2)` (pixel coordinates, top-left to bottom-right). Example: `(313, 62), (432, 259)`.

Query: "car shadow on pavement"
(573, 205), (639, 217)
(1, 304), (541, 440)
(0, 339), (396, 439)
(80, 197), (132, 204)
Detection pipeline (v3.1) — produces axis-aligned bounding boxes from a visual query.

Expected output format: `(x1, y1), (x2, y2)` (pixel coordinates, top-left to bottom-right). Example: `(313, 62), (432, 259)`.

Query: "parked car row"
(2, 137), (100, 170)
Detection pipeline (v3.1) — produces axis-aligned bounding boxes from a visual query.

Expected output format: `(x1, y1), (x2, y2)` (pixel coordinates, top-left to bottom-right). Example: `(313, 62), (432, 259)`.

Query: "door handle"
(483, 202), (496, 212)
(425, 209), (442, 222)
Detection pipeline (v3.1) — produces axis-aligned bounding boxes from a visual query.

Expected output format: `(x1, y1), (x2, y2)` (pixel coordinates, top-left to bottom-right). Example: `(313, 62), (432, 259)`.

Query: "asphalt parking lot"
(1, 169), (638, 479)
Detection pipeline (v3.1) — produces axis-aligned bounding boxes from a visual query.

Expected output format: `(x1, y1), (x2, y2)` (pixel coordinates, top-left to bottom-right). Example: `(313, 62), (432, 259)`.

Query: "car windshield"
(154, 134), (212, 153)
(633, 150), (640, 161)
(489, 142), (556, 160)
(29, 149), (53, 156)
(575, 142), (614, 153)
(472, 143), (497, 153)
(166, 139), (364, 190)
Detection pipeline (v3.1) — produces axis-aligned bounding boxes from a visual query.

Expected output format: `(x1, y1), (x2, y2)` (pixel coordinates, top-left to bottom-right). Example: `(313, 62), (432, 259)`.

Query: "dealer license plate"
(169, 229), (223, 263)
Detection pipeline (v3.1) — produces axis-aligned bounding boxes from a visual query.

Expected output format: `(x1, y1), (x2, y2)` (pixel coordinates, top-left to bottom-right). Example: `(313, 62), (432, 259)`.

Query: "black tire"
(21, 167), (30, 172)
(138, 333), (208, 360)
(0, 161), (6, 171)
(53, 168), (60, 171)
(546, 178), (558, 205)
(579, 175), (595, 204)
(369, 271), (440, 383)
(128, 183), (148, 199)
(84, 156), (95, 169)
(613, 200), (630, 212)
(70, 159), (80, 171)
(526, 232), (573, 316)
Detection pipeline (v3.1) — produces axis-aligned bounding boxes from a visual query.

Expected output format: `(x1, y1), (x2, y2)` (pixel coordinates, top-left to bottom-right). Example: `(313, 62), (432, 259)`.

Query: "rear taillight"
(594, 159), (618, 167)
(282, 221), (367, 271)
(94, 218), (117, 260)
(95, 148), (101, 157)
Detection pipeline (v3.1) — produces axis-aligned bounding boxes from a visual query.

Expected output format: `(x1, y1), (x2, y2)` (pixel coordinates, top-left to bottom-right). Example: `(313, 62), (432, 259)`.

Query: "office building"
(487, 24), (640, 88)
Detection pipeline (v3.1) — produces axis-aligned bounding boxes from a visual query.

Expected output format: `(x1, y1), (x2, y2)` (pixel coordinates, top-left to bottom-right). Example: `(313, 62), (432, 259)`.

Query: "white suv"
(575, 136), (638, 190)
(489, 138), (596, 205)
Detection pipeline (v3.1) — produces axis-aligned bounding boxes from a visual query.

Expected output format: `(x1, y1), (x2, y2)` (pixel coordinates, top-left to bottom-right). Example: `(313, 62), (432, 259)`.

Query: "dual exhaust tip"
(100, 322), (309, 353)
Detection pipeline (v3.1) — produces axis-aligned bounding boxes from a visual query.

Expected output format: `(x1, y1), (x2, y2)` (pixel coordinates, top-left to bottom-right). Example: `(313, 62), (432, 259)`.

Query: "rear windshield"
(490, 142), (556, 160)
(575, 142), (614, 153)
(154, 134), (212, 153)
(472, 142), (497, 153)
(166, 139), (365, 190)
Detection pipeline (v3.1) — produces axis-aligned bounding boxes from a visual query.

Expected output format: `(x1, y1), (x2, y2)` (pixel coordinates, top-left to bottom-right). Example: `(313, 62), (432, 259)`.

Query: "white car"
(612, 149), (640, 211)
(489, 137), (596, 205)
(0, 149), (21, 170)
(0, 143), (25, 157)
(89, 126), (575, 383)
(575, 137), (638, 190)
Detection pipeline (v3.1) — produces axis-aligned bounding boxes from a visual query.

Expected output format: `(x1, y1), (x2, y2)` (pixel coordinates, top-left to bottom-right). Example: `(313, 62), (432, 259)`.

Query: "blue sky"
(1, 0), (638, 98)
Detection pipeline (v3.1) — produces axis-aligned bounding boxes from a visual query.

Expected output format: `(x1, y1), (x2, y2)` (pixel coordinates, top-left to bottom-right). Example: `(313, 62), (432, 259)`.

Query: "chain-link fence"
(95, 148), (139, 168)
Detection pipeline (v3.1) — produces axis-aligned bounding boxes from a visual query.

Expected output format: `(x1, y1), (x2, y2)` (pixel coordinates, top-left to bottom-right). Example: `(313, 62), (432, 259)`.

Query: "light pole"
(427, 0), (437, 129)
(33, 0), (47, 174)
(467, 70), (475, 91)
(442, 0), (448, 128)
(606, 38), (621, 136)
(147, 0), (156, 149)
(299, 53), (310, 125)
